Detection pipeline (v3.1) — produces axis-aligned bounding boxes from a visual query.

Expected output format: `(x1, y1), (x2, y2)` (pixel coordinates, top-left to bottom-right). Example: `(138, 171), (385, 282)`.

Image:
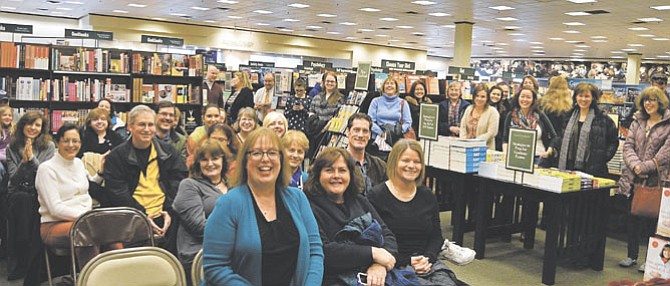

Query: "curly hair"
(540, 76), (573, 113)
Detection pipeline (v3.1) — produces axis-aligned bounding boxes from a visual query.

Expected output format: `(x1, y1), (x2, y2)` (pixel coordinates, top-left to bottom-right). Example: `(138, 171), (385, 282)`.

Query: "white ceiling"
(2, 0), (670, 60)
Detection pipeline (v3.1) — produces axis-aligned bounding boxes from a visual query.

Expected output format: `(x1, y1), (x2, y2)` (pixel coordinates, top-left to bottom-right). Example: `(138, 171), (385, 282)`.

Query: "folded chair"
(70, 207), (155, 283)
(76, 246), (186, 286)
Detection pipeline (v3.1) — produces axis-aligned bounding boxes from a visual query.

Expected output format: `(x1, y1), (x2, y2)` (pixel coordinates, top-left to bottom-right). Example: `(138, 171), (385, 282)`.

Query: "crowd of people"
(0, 70), (668, 285)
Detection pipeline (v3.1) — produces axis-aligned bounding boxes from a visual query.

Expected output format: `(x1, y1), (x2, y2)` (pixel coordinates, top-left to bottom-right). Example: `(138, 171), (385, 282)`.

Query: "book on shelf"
(52, 47), (128, 73)
(141, 84), (156, 103)
(14, 77), (50, 101)
(189, 85), (201, 104)
(0, 42), (18, 68)
(52, 110), (87, 132)
(426, 77), (439, 95)
(172, 54), (188, 77)
(157, 84), (175, 102)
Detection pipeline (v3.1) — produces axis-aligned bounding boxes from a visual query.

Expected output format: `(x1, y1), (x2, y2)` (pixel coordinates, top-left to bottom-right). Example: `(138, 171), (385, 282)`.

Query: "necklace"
(387, 181), (417, 202)
(249, 186), (274, 217)
(211, 178), (224, 186)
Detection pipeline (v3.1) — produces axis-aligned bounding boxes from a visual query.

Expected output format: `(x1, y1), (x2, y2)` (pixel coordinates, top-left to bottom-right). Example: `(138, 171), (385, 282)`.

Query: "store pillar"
(626, 53), (642, 85)
(453, 21), (474, 68)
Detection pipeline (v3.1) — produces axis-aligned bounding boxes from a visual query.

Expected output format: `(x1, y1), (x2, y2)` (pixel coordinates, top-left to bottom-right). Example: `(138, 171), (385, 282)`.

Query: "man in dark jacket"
(345, 113), (388, 195)
(104, 105), (187, 254)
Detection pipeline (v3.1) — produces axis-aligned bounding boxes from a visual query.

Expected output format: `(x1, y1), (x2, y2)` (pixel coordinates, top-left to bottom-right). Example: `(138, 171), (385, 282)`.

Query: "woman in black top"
(405, 80), (432, 135)
(305, 147), (397, 286)
(489, 86), (507, 151)
(225, 71), (254, 124)
(78, 107), (124, 157)
(368, 139), (464, 285)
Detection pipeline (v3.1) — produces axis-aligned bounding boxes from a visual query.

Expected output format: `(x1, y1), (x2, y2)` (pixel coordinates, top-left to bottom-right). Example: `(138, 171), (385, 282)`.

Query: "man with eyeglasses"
(254, 73), (276, 122)
(103, 104), (187, 256)
(155, 101), (187, 161)
(622, 72), (668, 128)
(346, 113), (388, 196)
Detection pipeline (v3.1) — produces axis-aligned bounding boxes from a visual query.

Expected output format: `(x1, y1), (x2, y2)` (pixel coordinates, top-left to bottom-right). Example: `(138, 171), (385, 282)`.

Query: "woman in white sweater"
(460, 84), (500, 149)
(36, 124), (104, 268)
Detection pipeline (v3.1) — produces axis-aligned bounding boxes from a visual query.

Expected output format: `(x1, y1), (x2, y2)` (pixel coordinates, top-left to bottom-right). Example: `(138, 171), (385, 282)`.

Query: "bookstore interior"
(2, 0), (670, 285)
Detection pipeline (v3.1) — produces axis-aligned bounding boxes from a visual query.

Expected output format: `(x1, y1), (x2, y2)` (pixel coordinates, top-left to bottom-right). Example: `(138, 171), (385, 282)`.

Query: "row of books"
(131, 53), (203, 77)
(0, 42), (50, 70)
(52, 77), (130, 102)
(51, 110), (87, 132)
(131, 78), (200, 104)
(52, 48), (130, 73)
(14, 77), (50, 101)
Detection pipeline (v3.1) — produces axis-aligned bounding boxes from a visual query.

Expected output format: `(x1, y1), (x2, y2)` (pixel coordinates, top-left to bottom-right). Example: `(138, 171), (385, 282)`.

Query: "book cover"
(644, 237), (670, 281)
(160, 54), (172, 76)
(175, 85), (188, 103)
(157, 84), (175, 102)
(141, 84), (156, 103)
(109, 84), (128, 102)
(172, 54), (188, 76)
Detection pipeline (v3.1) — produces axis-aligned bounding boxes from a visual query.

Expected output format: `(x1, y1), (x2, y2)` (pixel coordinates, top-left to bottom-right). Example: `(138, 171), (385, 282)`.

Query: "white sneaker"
(439, 239), (476, 265)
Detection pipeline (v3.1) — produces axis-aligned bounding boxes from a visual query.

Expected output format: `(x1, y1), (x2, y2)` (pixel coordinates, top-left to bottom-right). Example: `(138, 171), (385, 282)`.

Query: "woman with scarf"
(557, 82), (618, 177)
(502, 87), (559, 167)
(438, 82), (470, 137)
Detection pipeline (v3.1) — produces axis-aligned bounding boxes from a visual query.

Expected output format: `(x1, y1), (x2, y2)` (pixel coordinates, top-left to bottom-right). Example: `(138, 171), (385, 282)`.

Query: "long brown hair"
(9, 111), (51, 153)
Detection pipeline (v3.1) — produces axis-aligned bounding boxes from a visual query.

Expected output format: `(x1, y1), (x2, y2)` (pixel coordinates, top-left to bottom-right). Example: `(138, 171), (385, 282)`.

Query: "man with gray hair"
(103, 104), (187, 254)
(254, 72), (276, 122)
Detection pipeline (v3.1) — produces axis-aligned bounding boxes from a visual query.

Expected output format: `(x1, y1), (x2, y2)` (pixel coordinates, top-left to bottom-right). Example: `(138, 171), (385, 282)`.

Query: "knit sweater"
(368, 94), (412, 138)
(459, 105), (500, 150)
(36, 153), (100, 223)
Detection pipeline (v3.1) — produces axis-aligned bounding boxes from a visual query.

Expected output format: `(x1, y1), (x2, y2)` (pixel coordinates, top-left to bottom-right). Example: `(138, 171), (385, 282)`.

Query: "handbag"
(631, 159), (662, 218)
(400, 100), (417, 140)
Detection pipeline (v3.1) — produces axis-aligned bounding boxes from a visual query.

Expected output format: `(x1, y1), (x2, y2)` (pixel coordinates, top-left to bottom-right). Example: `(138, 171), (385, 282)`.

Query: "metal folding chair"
(191, 248), (204, 286)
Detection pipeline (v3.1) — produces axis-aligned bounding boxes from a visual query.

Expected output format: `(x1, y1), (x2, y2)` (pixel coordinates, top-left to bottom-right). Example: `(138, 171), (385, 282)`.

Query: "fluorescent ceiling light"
(50, 11), (63, 14)
(651, 5), (670, 10)
(549, 37), (565, 40)
(56, 7), (73, 10)
(411, 1), (436, 5)
(204, 20), (216, 23)
(513, 39), (526, 42)
(565, 11), (591, 16)
(340, 22), (357, 25)
(509, 33), (524, 36)
(592, 40), (608, 43)
(496, 17), (518, 21)
(380, 17), (399, 21)
(531, 46), (544, 49)
(565, 40), (581, 43)
(217, 0), (238, 3)
(254, 10), (273, 14)
(530, 42), (544, 45)
(489, 5), (515, 10)
(504, 26), (521, 29)
(563, 22), (585, 26)
(576, 44), (590, 48)
(591, 35), (607, 39)
(327, 31), (341, 34)
(611, 56), (625, 59)
(376, 34), (389, 37)
(491, 47), (504, 50)
(191, 6), (210, 10)
(429, 12), (450, 16)
(611, 51), (624, 53)
(628, 27), (649, 31)
(442, 24), (455, 28)
(152, 17), (165, 20)
(497, 43), (509, 46)
(113, 10), (129, 13)
(639, 17), (663, 22)
(127, 3), (146, 7)
(318, 13), (337, 17)
(64, 1), (83, 4)
(654, 38), (670, 41)
(306, 25), (323, 29)
(567, 0), (597, 3)
(345, 37), (356, 40)
(358, 28), (374, 32)
(284, 18), (300, 22)
(573, 49), (587, 52)
(572, 53), (584, 56)
(256, 23), (269, 26)
(638, 34), (655, 37)
(621, 48), (637, 51)
(396, 25), (413, 29)
(288, 3), (309, 8)
(658, 55), (670, 58)
(228, 15), (242, 19)
(628, 43), (645, 47)
(389, 39), (400, 42)
(279, 28), (293, 32)
(563, 30), (581, 33)
(359, 7), (380, 12)
(412, 32), (424, 35)
(170, 12), (188, 16)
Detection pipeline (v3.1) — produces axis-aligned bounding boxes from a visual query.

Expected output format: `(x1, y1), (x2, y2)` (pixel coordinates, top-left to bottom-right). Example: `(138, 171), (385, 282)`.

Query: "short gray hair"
(128, 105), (156, 125)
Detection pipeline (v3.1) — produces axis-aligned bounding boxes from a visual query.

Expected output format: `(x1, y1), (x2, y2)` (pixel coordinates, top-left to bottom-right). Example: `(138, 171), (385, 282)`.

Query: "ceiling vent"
(407, 41), (419, 44)
(585, 10), (609, 15)
(363, 37), (373, 40)
(406, 11), (419, 15)
(321, 21), (332, 24)
(379, 27), (393, 30)
(217, 7), (230, 11)
(46, 0), (61, 4)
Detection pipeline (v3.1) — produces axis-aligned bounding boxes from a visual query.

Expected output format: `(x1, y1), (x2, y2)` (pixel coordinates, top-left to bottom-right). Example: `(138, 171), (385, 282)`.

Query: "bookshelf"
(0, 41), (206, 132)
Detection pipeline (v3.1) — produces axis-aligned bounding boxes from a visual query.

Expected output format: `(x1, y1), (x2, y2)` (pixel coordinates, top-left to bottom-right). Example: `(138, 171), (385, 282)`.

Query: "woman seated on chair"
(172, 139), (230, 276)
(280, 130), (309, 191)
(202, 128), (323, 285)
(207, 123), (239, 179)
(35, 124), (105, 268)
(367, 139), (465, 285)
(305, 147), (400, 286)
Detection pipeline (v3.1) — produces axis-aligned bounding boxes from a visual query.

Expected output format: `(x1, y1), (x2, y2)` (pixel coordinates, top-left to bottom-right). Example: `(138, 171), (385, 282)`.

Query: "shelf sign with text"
(248, 61), (275, 68)
(141, 35), (184, 46)
(381, 59), (415, 72)
(303, 60), (333, 69)
(505, 127), (537, 173)
(355, 61), (371, 90)
(0, 23), (33, 34)
(418, 103), (440, 140)
(448, 66), (475, 76)
(65, 29), (113, 40)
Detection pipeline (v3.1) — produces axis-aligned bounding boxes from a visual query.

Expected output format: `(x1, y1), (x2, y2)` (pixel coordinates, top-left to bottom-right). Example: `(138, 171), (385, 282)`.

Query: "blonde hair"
(233, 107), (258, 132)
(234, 71), (253, 90)
(262, 111), (288, 134)
(0, 106), (14, 140)
(540, 76), (573, 113)
(386, 139), (425, 185)
(281, 130), (309, 152)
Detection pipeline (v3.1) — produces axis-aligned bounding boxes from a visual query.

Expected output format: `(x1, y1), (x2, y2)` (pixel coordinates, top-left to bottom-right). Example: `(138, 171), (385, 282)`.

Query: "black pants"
(626, 196), (657, 260)
(6, 191), (45, 285)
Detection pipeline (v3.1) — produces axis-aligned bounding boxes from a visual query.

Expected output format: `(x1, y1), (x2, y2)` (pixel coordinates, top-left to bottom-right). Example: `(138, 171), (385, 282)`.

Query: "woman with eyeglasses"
(36, 124), (105, 269)
(285, 78), (311, 133)
(233, 107), (259, 144)
(173, 139), (230, 281)
(6, 111), (55, 281)
(618, 87), (670, 271)
(202, 128), (323, 285)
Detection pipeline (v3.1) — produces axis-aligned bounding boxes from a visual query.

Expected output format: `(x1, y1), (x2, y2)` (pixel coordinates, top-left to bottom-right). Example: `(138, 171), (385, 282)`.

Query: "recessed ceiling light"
(284, 18), (300, 22)
(254, 10), (273, 14)
(228, 15), (242, 19)
(256, 23), (269, 26)
(217, 0), (238, 3)
(496, 17), (518, 21)
(442, 24), (455, 28)
(638, 34), (656, 37)
(563, 22), (586, 26)
(611, 56), (625, 59)
(563, 30), (581, 34)
(191, 6), (210, 10)
(376, 34), (390, 37)
(651, 5), (670, 10)
(611, 51), (624, 53)
(565, 40), (581, 43)
(327, 31), (341, 34)
(531, 46), (544, 49)
(411, 1), (436, 5)
(629, 43), (645, 47)
(639, 17), (663, 22)
(380, 17), (399, 21)
(621, 48), (637, 51)
(491, 47), (504, 50)
(489, 5), (515, 10)
(64, 1), (83, 4)
(513, 39), (526, 42)
(565, 11), (591, 16)
(318, 13), (337, 17)
(340, 22), (357, 25)
(530, 42), (544, 45)
(429, 12), (450, 16)
(567, 0), (597, 3)
(288, 3), (309, 8)
(576, 44), (590, 48)
(279, 28), (294, 32)
(113, 9), (129, 13)
(396, 25), (413, 29)
(591, 35), (607, 39)
(509, 33), (524, 36)
(497, 43), (509, 46)
(592, 40), (608, 43)
(127, 3), (146, 7)
(358, 28), (374, 32)
(345, 36), (356, 39)
(359, 7), (380, 12)
(306, 25), (322, 29)
(56, 7), (72, 10)
(574, 49), (587, 52)
(152, 17), (165, 20)
(170, 12), (188, 16)
(654, 38), (670, 41)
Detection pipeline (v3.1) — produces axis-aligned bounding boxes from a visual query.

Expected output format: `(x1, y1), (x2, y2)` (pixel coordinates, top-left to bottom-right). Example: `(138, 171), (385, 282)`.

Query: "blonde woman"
(263, 111), (288, 138)
(460, 84), (500, 150)
(539, 76), (573, 135)
(233, 107), (258, 143)
(224, 71), (254, 124)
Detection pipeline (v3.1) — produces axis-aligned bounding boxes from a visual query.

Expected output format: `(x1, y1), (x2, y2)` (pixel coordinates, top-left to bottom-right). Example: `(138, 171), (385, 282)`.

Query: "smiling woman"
(78, 107), (124, 158)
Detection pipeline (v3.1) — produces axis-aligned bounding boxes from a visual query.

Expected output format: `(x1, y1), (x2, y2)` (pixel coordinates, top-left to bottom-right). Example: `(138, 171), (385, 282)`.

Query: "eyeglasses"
(325, 80), (336, 83)
(644, 97), (659, 103)
(158, 112), (175, 118)
(247, 150), (280, 160)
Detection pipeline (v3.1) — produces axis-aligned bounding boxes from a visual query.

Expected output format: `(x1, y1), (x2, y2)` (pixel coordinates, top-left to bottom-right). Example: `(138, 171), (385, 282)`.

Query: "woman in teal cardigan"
(202, 128), (323, 285)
